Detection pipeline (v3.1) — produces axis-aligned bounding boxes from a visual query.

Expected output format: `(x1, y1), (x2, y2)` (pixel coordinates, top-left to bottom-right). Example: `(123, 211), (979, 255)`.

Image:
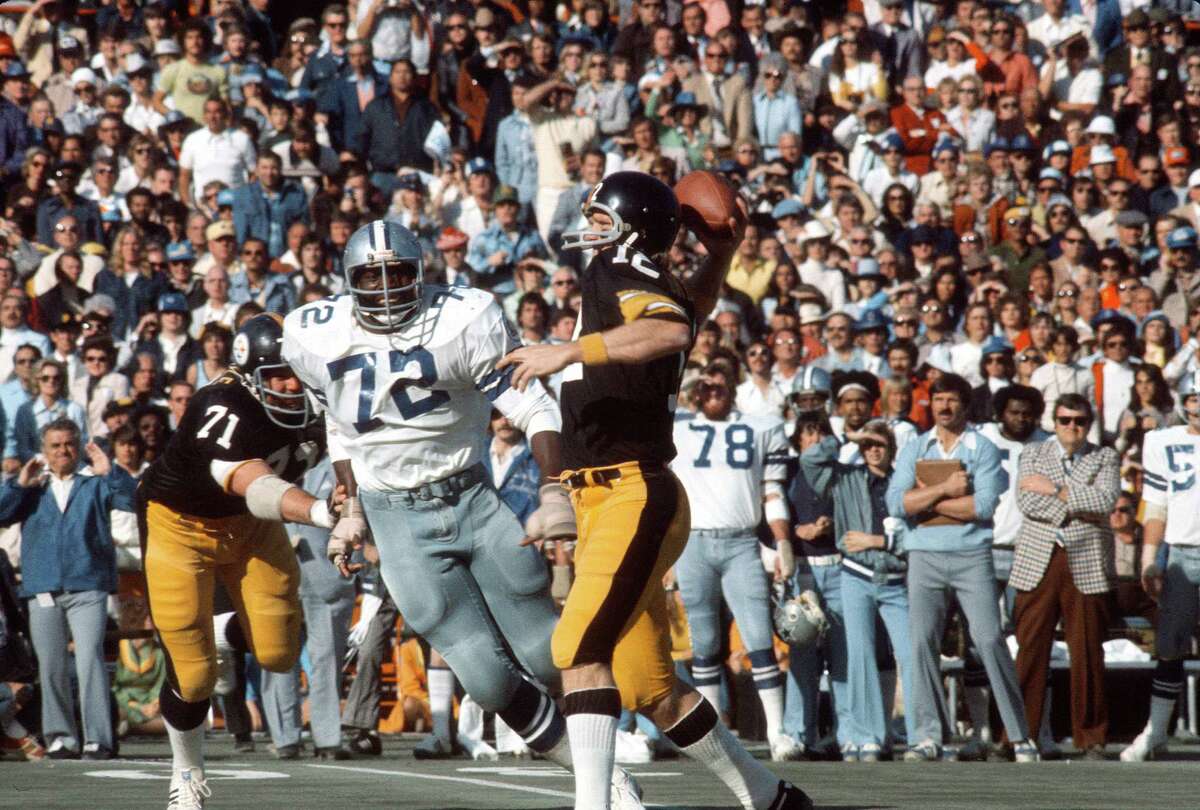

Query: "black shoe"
(314, 745), (353, 760)
(1083, 744), (1107, 761)
(768, 781), (814, 810)
(349, 730), (382, 756)
(46, 743), (80, 760)
(274, 743), (301, 760)
(81, 744), (115, 761)
(234, 736), (256, 753)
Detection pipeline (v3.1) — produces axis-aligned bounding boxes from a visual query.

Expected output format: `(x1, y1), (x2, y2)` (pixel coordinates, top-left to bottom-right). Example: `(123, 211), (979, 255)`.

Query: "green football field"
(3, 735), (1199, 809)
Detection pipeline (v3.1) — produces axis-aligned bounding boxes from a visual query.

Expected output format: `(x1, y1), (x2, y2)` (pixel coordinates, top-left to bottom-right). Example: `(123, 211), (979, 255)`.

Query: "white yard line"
(304, 762), (575, 799)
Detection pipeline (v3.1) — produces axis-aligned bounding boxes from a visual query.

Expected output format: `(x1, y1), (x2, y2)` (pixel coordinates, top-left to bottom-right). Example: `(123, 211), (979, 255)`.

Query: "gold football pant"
(142, 499), (301, 703)
(552, 462), (691, 711)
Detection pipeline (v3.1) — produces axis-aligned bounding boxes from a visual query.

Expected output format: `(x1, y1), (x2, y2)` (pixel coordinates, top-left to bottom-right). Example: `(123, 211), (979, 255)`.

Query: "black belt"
(563, 462), (664, 490)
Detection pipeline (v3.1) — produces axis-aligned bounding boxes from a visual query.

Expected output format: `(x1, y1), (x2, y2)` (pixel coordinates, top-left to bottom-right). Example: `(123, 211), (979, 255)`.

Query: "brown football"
(674, 170), (747, 240)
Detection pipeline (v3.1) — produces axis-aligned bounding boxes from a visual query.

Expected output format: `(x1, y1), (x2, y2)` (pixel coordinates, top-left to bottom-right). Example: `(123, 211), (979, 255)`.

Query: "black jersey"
(141, 371), (325, 518)
(560, 245), (694, 470)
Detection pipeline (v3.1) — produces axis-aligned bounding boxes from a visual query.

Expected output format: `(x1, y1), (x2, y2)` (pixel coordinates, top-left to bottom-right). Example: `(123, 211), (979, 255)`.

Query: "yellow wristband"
(579, 333), (609, 366)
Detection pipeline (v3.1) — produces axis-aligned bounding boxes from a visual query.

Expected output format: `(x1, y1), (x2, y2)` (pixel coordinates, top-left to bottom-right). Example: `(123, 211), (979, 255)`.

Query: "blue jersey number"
(688, 423), (755, 469)
(1167, 445), (1196, 491)
(327, 349), (447, 433)
(300, 304), (335, 328)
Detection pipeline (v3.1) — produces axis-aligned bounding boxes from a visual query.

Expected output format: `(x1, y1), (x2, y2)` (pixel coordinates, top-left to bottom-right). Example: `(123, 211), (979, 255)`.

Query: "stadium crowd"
(0, 0), (1197, 775)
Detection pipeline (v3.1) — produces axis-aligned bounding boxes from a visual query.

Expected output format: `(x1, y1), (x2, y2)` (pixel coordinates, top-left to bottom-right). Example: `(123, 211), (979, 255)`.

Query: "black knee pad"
(160, 681), (210, 731)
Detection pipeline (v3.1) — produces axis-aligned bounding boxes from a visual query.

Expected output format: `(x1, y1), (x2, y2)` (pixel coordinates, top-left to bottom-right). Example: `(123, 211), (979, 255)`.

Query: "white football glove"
(348, 593), (383, 647)
(328, 496), (369, 569)
(525, 483), (577, 541)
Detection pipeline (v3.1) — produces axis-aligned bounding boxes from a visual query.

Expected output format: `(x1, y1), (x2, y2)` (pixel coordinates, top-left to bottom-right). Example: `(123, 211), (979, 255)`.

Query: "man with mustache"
(886, 372), (1037, 762)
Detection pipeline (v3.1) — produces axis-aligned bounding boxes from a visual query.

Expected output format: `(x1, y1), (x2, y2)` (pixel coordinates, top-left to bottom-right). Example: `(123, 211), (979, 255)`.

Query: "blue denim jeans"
(360, 472), (559, 712)
(783, 562), (851, 747)
(676, 531), (775, 659)
(840, 568), (916, 747)
(1158, 545), (1200, 659)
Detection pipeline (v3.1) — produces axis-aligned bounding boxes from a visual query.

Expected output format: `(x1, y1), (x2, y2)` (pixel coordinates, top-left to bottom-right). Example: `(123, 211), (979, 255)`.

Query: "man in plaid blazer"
(1012, 393), (1120, 760)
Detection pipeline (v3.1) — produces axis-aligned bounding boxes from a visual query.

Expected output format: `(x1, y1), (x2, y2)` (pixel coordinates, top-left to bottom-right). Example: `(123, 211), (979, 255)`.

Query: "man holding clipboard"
(885, 373), (1037, 763)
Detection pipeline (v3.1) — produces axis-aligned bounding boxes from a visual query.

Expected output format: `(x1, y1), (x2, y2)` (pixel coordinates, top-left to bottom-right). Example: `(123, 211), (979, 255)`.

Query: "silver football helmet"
(790, 366), (832, 413)
(772, 584), (829, 650)
(343, 220), (425, 333)
(1180, 370), (1200, 427)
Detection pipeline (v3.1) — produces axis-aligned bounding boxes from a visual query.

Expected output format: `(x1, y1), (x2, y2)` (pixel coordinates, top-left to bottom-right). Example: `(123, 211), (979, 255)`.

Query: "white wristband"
(309, 498), (333, 529)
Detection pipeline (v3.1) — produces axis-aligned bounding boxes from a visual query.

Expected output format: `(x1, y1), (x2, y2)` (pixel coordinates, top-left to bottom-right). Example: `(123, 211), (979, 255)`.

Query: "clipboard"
(915, 459), (967, 527)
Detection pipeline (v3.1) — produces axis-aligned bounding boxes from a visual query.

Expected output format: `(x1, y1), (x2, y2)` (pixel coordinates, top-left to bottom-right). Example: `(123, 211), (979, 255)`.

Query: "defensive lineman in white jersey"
(281, 220), (643, 807)
(669, 369), (802, 762)
(1122, 371), (1200, 762)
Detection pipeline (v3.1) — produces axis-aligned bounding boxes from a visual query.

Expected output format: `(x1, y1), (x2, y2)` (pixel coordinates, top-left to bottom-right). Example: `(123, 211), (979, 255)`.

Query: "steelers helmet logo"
(232, 333), (250, 367)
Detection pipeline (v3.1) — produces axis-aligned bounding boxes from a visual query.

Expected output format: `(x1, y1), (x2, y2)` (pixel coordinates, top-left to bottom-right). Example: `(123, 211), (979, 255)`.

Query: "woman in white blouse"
(828, 32), (888, 112)
(944, 74), (995, 155)
(923, 31), (977, 93)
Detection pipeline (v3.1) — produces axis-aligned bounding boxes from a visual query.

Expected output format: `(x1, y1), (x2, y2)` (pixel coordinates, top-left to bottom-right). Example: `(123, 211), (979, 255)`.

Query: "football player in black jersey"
(500, 172), (813, 810)
(139, 314), (337, 810)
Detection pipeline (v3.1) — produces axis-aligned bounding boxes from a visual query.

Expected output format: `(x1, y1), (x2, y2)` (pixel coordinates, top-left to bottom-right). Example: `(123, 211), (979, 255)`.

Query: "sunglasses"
(39, 375), (62, 382)
(55, 224), (78, 232)
(960, 234), (979, 243)
(1063, 237), (1085, 244)
(747, 349), (768, 358)
(446, 23), (468, 30)
(776, 337), (800, 344)
(921, 305), (942, 313)
(1057, 289), (1077, 298)
(705, 52), (727, 59)
(1037, 184), (1058, 193)
(1019, 354), (1043, 363)
(552, 279), (575, 286)
(1117, 282), (1137, 292)
(894, 319), (916, 327)
(1056, 415), (1089, 426)
(242, 248), (265, 256)
(1106, 339), (1129, 348)
(984, 355), (1007, 364)
(84, 354), (108, 363)
(1006, 217), (1029, 226)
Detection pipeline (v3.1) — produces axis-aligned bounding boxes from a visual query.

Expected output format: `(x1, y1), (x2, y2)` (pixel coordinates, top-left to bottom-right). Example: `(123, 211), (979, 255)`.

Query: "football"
(674, 170), (747, 240)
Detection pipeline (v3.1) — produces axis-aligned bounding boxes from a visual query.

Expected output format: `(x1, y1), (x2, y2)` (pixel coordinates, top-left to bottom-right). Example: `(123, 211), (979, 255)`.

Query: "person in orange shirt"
(1068, 116), (1136, 181)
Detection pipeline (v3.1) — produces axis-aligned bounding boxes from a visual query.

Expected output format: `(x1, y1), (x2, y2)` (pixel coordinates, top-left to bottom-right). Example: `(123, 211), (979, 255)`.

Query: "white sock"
(696, 682), (721, 714)
(2, 716), (29, 738)
(495, 716), (528, 753)
(1038, 688), (1055, 748)
(1148, 695), (1176, 742)
(427, 667), (454, 743)
(965, 685), (991, 743)
(213, 611), (235, 654)
(457, 694), (484, 746)
(666, 699), (778, 810)
(758, 684), (785, 742)
(166, 718), (204, 772)
(563, 687), (621, 810)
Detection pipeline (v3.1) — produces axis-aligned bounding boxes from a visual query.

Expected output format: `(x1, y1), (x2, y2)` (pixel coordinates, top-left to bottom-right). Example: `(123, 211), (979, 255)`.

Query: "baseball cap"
(396, 173), (426, 193)
(854, 309), (889, 333)
(57, 34), (82, 53)
(1042, 140), (1072, 160)
(466, 157), (494, 177)
(70, 67), (97, 87)
(1085, 116), (1117, 136)
(493, 184), (519, 205)
(166, 242), (195, 262)
(910, 224), (937, 244)
(124, 53), (152, 76)
(435, 227), (468, 251)
(932, 140), (959, 159)
(1167, 226), (1199, 250)
(1089, 144), (1116, 165)
(235, 65), (265, 86)
(216, 189), (235, 208)
(798, 303), (826, 325)
(205, 220), (235, 241)
(771, 198), (803, 220)
(881, 132), (905, 152)
(1116, 210), (1148, 229)
(1038, 167), (1065, 183)
(855, 258), (883, 278)
(1008, 133), (1035, 153)
(980, 335), (1013, 357)
(800, 219), (830, 244)
(3, 62), (29, 80)
(154, 39), (181, 57)
(1164, 146), (1190, 168)
(984, 137), (1010, 157)
(157, 291), (189, 314)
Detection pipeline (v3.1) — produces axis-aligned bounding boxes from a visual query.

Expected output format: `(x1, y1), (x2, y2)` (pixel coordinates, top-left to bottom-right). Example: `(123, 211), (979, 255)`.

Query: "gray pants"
(907, 549), (1030, 746)
(360, 471), (558, 712)
(27, 589), (112, 752)
(342, 592), (399, 731)
(261, 530), (357, 749)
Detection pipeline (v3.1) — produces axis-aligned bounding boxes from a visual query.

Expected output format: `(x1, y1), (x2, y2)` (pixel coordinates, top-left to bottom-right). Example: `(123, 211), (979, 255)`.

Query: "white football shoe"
(610, 765), (646, 810)
(770, 733), (805, 762)
(166, 767), (211, 810)
(1120, 727), (1168, 762)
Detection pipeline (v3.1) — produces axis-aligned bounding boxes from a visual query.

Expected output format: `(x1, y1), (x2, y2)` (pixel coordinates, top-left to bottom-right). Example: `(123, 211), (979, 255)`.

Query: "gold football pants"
(552, 462), (691, 710)
(142, 499), (301, 703)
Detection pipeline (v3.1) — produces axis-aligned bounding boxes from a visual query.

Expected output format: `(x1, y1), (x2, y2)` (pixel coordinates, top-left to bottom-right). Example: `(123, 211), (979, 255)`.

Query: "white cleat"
(610, 765), (646, 810)
(167, 767), (211, 810)
(614, 729), (653, 764)
(1120, 728), (1167, 762)
(770, 734), (805, 762)
(458, 735), (499, 761)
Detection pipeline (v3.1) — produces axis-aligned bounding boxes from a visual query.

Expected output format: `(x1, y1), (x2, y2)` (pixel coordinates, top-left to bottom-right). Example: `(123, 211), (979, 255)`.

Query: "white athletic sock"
(213, 611), (235, 653)
(1147, 695), (1176, 742)
(965, 685), (991, 743)
(457, 694), (485, 746)
(166, 717), (204, 772)
(427, 666), (454, 743)
(666, 698), (778, 810)
(696, 682), (721, 714)
(758, 684), (785, 742)
(564, 688), (621, 810)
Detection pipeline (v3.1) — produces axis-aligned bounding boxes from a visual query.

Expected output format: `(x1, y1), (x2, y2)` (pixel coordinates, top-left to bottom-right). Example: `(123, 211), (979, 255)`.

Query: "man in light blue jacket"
(886, 373), (1036, 763)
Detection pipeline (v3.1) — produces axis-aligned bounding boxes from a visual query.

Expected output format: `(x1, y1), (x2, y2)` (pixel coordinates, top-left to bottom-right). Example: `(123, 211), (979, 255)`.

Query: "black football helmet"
(231, 313), (312, 429)
(561, 171), (680, 256)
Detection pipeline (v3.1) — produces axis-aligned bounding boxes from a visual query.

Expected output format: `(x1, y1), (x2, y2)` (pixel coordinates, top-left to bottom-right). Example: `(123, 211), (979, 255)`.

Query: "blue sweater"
(885, 426), (1006, 553)
(0, 467), (136, 597)
(482, 443), (541, 526)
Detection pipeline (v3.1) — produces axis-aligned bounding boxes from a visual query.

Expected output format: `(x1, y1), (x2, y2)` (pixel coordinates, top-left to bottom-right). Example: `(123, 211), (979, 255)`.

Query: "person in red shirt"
(981, 14), (1038, 100)
(891, 75), (945, 175)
